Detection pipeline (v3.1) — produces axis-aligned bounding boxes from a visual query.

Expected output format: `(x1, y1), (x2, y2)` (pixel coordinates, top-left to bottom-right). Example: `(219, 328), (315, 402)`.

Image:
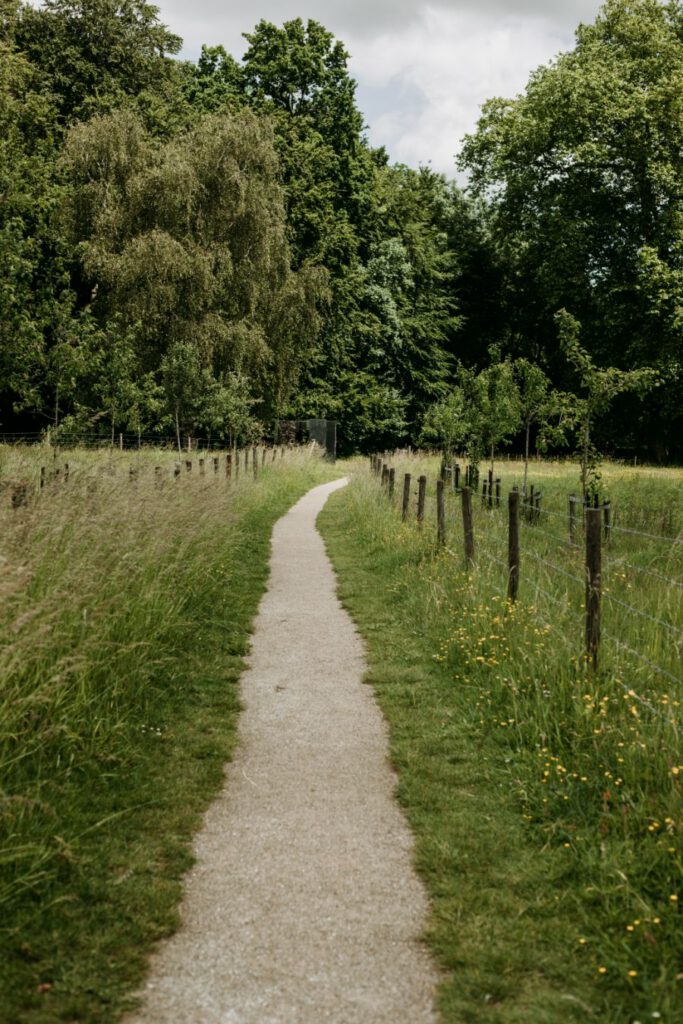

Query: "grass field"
(1, 446), (680, 1022)
(320, 456), (682, 1023)
(0, 443), (338, 1023)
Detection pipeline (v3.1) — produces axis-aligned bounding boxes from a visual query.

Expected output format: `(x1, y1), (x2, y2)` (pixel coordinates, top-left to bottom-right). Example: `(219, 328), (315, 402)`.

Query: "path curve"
(127, 479), (439, 1023)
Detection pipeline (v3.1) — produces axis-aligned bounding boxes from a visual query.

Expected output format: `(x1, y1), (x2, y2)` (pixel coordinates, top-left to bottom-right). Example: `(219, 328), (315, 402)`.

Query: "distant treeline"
(1, 0), (682, 457)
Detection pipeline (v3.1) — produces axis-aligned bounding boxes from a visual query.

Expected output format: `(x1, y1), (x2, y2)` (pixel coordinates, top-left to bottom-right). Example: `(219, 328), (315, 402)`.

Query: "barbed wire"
(524, 549), (585, 587)
(609, 523), (683, 546)
(602, 630), (683, 693)
(520, 519), (582, 551)
(605, 556), (683, 591)
(603, 591), (683, 640)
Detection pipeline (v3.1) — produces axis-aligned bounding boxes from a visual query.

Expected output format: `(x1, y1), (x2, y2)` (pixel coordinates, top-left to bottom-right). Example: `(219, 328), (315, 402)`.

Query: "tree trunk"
(175, 406), (182, 455)
(581, 418), (590, 500)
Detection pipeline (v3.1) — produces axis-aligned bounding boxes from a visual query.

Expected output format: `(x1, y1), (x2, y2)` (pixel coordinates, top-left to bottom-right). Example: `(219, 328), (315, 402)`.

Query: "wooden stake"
(417, 475), (427, 526)
(585, 507), (602, 671)
(569, 494), (577, 545)
(508, 488), (520, 602)
(402, 473), (411, 521)
(388, 467), (395, 499)
(436, 479), (446, 546)
(461, 486), (475, 568)
(603, 500), (611, 544)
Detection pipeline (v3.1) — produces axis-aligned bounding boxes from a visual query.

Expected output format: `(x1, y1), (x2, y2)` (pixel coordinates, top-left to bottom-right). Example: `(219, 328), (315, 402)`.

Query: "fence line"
(372, 457), (682, 689)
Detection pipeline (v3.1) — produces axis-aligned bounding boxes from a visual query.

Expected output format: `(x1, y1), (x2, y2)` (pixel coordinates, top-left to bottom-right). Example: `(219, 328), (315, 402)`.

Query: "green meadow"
(320, 456), (682, 1023)
(0, 444), (338, 1022)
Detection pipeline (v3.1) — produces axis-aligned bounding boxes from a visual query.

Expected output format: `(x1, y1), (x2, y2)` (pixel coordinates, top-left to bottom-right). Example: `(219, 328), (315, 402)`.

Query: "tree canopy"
(1, 0), (682, 458)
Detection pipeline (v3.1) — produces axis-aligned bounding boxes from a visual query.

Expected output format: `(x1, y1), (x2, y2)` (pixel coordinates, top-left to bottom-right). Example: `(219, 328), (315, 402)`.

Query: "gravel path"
(126, 479), (439, 1023)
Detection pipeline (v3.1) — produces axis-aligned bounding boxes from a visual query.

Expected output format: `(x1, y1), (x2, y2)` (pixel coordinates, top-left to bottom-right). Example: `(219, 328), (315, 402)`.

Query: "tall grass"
(321, 457), (682, 1022)
(0, 443), (337, 1020)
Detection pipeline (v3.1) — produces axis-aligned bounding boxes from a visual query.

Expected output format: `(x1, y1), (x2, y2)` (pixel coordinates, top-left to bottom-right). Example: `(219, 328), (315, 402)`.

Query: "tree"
(476, 356), (521, 479)
(460, 0), (683, 458)
(419, 388), (470, 457)
(160, 341), (202, 452)
(0, 13), (72, 424)
(62, 106), (324, 432)
(14, 0), (183, 124)
(556, 310), (657, 498)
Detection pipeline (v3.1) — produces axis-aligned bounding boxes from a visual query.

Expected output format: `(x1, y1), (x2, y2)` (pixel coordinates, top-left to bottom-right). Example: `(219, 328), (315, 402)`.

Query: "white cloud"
(348, 7), (578, 174)
(154, 1), (604, 175)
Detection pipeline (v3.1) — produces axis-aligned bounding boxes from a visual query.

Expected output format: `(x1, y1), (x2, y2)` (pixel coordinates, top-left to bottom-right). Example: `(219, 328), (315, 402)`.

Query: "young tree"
(476, 356), (521, 480)
(556, 309), (657, 498)
(160, 341), (203, 453)
(419, 388), (470, 458)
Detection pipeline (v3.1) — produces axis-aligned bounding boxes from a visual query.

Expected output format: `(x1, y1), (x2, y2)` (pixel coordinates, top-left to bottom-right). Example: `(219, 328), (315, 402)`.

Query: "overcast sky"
(155, 0), (603, 176)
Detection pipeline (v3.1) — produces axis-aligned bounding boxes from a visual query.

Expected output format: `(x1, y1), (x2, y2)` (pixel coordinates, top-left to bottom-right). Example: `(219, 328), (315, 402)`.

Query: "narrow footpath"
(126, 479), (439, 1023)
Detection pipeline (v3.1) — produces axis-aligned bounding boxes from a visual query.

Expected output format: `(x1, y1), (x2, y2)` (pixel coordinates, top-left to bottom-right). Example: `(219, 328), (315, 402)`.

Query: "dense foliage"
(1, 0), (682, 457)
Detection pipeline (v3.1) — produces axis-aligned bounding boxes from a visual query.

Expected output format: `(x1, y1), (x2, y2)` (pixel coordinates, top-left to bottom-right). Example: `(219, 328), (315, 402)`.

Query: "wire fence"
(371, 455), (683, 702)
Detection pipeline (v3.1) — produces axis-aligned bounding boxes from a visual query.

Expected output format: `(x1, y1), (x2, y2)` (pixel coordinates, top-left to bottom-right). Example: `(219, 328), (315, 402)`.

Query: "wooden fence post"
(569, 494), (577, 545)
(488, 469), (494, 509)
(461, 486), (475, 568)
(40, 466), (46, 490)
(253, 446), (258, 479)
(402, 473), (411, 521)
(454, 464), (460, 491)
(381, 464), (389, 489)
(388, 467), (395, 499)
(174, 462), (181, 479)
(234, 450), (239, 480)
(417, 475), (427, 526)
(508, 488), (520, 602)
(603, 500), (611, 544)
(262, 447), (266, 468)
(64, 463), (69, 483)
(11, 484), (28, 509)
(119, 433), (123, 451)
(585, 506), (602, 671)
(495, 478), (501, 508)
(199, 458), (205, 476)
(226, 452), (232, 481)
(436, 479), (446, 546)
(213, 456), (219, 474)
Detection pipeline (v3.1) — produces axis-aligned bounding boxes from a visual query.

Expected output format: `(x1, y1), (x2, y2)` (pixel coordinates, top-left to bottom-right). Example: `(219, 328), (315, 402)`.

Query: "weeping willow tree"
(61, 106), (328, 438)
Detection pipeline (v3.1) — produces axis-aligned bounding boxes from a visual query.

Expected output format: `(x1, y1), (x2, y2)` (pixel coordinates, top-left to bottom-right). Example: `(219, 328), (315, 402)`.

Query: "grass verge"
(319, 467), (681, 1024)
(0, 447), (339, 1023)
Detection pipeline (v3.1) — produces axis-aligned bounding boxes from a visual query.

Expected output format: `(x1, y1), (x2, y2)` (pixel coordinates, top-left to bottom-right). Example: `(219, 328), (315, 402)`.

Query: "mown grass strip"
(319, 471), (681, 1024)
(0, 452), (338, 1023)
